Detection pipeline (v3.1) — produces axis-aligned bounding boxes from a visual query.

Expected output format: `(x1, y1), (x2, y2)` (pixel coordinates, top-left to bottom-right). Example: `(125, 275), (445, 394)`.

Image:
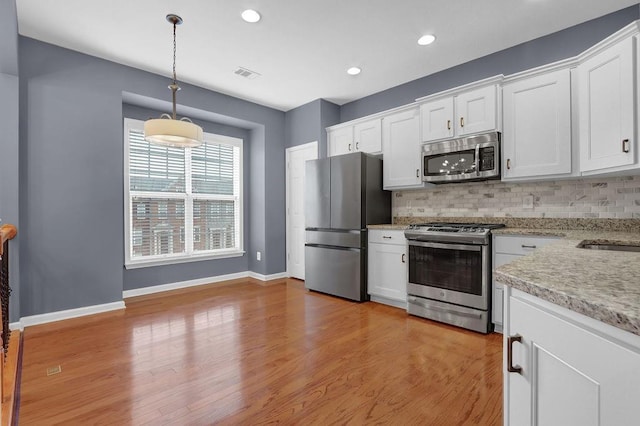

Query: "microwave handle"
(475, 144), (480, 176)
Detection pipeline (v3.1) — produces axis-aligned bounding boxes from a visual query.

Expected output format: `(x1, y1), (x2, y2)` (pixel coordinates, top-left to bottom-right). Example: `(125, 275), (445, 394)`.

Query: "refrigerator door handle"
(305, 243), (361, 253)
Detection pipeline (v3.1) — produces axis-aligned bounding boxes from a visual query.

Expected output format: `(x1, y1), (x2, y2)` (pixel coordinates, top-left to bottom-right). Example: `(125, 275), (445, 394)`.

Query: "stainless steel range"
(404, 222), (505, 333)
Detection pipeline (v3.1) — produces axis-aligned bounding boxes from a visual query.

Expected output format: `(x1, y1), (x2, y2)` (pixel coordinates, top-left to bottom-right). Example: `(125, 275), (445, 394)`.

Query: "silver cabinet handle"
(348, 143), (352, 151)
(475, 144), (480, 176)
(507, 334), (523, 374)
(447, 119), (451, 130)
(416, 169), (419, 178)
(460, 117), (464, 127)
(521, 244), (537, 249)
(623, 139), (630, 153)
(382, 236), (392, 239)
(401, 253), (406, 263)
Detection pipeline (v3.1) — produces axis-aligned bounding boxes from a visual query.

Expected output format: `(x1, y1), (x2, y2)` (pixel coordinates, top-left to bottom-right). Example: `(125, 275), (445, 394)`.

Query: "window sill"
(125, 250), (246, 269)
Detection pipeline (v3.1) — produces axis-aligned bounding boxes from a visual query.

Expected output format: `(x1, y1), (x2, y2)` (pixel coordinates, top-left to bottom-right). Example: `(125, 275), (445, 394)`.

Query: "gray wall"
(18, 36), (285, 317)
(285, 98), (340, 156)
(0, 0), (20, 322)
(121, 104), (251, 290)
(340, 5), (640, 122)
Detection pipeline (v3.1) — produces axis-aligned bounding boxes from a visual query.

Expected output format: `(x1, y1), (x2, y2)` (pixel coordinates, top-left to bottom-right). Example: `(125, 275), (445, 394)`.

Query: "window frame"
(124, 118), (244, 269)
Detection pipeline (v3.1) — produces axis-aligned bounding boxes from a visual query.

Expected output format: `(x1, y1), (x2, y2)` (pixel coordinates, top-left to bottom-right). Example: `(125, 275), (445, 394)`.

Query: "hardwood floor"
(19, 279), (502, 425)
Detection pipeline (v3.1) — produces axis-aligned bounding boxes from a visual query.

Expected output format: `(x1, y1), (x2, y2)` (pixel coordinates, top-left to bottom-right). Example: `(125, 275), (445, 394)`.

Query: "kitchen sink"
(577, 241), (640, 252)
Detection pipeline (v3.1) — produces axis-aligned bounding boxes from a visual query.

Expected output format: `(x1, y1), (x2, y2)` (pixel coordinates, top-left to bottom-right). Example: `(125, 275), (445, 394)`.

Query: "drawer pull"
(507, 334), (523, 374)
(521, 244), (537, 249)
(382, 236), (392, 239)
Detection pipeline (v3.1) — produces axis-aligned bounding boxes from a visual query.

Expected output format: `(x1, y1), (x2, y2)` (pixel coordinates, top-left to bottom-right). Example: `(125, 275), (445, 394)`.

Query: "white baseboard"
(122, 271), (251, 298)
(19, 301), (126, 329)
(249, 271), (288, 281)
(123, 270), (289, 299)
(9, 321), (22, 331)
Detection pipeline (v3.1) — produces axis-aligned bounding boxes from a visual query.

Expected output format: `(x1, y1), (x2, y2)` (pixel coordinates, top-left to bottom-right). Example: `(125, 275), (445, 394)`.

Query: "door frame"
(285, 141), (318, 279)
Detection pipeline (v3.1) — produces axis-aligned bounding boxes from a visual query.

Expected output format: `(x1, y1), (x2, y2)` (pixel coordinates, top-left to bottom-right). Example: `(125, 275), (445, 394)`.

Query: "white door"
(578, 36), (635, 172)
(420, 97), (454, 142)
(502, 68), (572, 179)
(455, 85), (497, 136)
(286, 141), (318, 279)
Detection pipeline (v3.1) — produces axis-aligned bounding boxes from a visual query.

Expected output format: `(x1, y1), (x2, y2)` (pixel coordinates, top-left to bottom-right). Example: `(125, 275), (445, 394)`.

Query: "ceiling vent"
(234, 67), (261, 79)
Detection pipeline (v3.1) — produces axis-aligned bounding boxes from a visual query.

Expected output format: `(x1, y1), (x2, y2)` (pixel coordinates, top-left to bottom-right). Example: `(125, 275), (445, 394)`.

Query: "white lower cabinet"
(503, 287), (640, 426)
(368, 229), (407, 308)
(492, 235), (558, 330)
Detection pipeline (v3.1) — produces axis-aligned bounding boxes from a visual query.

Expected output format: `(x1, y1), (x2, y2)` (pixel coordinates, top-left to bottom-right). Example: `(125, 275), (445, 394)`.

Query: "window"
(124, 118), (243, 267)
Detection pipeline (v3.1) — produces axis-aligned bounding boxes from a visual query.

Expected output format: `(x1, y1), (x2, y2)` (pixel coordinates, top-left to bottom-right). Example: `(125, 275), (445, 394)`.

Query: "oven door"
(407, 240), (490, 310)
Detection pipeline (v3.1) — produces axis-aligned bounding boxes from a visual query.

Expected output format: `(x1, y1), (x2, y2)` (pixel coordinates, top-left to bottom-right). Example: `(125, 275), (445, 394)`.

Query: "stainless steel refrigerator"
(304, 152), (391, 301)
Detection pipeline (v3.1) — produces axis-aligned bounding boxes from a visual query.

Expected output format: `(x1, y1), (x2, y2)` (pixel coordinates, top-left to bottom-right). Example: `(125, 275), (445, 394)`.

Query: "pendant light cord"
(172, 22), (177, 85)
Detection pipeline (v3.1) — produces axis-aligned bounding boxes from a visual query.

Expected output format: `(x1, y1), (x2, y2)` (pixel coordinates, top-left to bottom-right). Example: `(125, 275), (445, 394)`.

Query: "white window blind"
(124, 118), (243, 267)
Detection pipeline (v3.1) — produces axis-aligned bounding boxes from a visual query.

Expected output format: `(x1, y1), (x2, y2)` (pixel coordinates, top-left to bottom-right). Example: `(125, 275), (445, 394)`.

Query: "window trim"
(124, 118), (244, 268)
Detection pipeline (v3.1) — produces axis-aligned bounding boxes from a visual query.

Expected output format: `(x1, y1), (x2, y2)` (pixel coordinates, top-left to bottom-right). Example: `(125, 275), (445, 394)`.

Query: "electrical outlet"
(257, 251), (261, 261)
(523, 195), (534, 209)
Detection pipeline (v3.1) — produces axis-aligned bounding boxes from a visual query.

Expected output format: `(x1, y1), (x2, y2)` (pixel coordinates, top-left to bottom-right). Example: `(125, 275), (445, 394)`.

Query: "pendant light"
(144, 14), (203, 148)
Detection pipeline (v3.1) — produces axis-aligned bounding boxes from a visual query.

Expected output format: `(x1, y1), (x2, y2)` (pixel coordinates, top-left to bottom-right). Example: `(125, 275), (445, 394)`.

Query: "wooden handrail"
(0, 225), (16, 256)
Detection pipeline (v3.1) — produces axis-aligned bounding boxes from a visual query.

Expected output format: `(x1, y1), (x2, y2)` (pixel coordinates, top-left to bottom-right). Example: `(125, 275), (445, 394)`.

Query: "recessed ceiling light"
(347, 67), (361, 76)
(418, 34), (436, 46)
(241, 9), (261, 23)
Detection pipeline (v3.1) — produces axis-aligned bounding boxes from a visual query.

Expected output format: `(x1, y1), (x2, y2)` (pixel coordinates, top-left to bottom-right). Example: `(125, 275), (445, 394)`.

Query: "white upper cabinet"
(354, 119), (382, 153)
(577, 35), (635, 173)
(502, 68), (572, 180)
(382, 107), (422, 189)
(420, 83), (499, 143)
(327, 126), (353, 157)
(327, 118), (381, 157)
(455, 85), (498, 137)
(419, 97), (454, 141)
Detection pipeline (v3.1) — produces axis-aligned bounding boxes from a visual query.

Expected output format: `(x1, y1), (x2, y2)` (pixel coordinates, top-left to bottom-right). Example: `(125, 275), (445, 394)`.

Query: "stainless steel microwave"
(422, 132), (500, 183)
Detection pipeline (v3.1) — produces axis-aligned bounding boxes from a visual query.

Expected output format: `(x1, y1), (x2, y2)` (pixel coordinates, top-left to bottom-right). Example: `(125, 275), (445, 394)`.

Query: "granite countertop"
(368, 224), (407, 230)
(494, 229), (640, 337)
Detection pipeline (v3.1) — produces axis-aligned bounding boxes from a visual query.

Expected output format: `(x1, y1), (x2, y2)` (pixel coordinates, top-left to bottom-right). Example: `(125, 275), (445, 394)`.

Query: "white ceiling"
(15, 0), (640, 111)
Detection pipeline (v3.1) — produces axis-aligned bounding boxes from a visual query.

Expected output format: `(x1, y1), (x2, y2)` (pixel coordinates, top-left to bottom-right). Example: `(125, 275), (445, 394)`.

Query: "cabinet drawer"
(494, 235), (558, 255)
(369, 229), (406, 245)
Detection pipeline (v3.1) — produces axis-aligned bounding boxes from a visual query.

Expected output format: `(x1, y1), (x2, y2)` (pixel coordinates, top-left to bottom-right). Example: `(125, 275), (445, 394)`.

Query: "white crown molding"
(326, 102), (420, 132)
(415, 74), (505, 103)
(19, 301), (125, 329)
(502, 57), (579, 84)
(577, 20), (640, 62)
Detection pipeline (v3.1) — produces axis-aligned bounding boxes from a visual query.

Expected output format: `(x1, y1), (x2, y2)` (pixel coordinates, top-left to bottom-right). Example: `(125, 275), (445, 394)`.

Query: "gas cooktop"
(404, 222), (505, 244)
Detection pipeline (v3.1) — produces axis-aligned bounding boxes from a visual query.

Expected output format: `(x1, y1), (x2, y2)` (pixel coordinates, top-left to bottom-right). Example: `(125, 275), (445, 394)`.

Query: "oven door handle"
(407, 240), (482, 252)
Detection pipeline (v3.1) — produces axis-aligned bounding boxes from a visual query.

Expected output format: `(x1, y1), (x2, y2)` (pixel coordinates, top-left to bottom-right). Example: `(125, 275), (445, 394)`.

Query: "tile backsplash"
(393, 175), (640, 219)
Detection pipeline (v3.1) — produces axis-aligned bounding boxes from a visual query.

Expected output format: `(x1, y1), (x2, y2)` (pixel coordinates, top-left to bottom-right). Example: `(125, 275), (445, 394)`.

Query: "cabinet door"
(354, 119), (382, 154)
(578, 36), (635, 172)
(455, 85), (497, 136)
(328, 126), (354, 157)
(368, 242), (407, 302)
(506, 293), (640, 426)
(503, 69), (572, 179)
(382, 108), (422, 189)
(420, 97), (454, 142)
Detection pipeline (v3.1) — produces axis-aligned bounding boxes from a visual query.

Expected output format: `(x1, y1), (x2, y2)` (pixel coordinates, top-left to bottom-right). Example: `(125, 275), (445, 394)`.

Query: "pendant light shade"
(144, 115), (204, 148)
(145, 14), (203, 148)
